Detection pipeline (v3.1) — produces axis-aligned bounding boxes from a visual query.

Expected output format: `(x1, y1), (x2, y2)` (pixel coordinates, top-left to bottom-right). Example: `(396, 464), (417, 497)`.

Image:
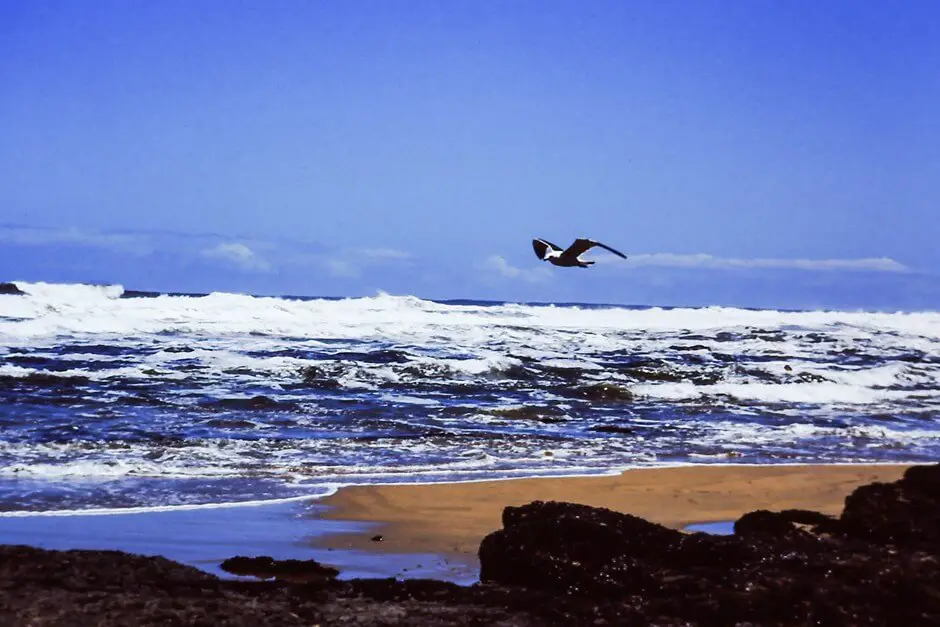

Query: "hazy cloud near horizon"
(0, 223), (918, 275)
(201, 242), (272, 272)
(0, 224), (154, 256)
(0, 224), (414, 277)
(594, 252), (909, 273)
(1, 224), (937, 309)
(481, 255), (553, 283)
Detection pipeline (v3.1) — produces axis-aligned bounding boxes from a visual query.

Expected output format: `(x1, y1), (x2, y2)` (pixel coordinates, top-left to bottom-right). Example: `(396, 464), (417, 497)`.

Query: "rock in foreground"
(479, 463), (940, 625)
(2, 465), (940, 625)
(220, 555), (340, 582)
(0, 545), (538, 626)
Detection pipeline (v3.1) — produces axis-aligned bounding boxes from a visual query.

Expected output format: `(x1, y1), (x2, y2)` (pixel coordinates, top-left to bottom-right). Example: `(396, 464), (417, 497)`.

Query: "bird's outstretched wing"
(565, 238), (628, 259)
(532, 238), (563, 260)
(591, 240), (628, 259)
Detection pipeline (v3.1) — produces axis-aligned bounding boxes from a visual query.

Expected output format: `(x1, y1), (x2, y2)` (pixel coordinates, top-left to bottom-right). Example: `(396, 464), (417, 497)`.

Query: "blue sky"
(2, 1), (938, 309)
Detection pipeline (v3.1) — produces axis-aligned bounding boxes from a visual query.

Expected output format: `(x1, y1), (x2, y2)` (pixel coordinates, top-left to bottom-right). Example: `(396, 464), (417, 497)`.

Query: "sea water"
(1, 281), (938, 514)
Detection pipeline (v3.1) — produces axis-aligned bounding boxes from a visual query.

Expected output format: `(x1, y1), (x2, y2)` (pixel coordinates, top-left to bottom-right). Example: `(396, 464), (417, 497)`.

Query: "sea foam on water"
(0, 281), (938, 513)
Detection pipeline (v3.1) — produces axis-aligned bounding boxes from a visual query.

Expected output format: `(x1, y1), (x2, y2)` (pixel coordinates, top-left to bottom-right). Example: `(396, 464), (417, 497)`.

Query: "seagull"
(532, 237), (627, 268)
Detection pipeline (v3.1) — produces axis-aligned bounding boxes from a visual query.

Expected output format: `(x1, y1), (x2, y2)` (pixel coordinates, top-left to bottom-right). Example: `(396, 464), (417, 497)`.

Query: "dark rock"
(0, 282), (24, 295)
(494, 363), (538, 381)
(331, 349), (411, 364)
(0, 545), (541, 626)
(163, 345), (195, 353)
(480, 500), (750, 597)
(539, 364), (583, 381)
(210, 396), (295, 411)
(297, 365), (343, 389)
(204, 418), (257, 429)
(220, 555), (339, 582)
(490, 406), (566, 423)
(837, 464), (940, 549)
(590, 425), (635, 435)
(564, 383), (633, 402)
(371, 535), (384, 542)
(796, 371), (830, 383)
(0, 372), (91, 387)
(734, 509), (836, 536)
(120, 289), (162, 298)
(670, 343), (711, 351)
(479, 465), (940, 624)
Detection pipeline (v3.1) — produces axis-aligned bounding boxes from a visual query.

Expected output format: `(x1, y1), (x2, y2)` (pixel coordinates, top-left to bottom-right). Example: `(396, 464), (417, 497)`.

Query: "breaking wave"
(1, 281), (939, 512)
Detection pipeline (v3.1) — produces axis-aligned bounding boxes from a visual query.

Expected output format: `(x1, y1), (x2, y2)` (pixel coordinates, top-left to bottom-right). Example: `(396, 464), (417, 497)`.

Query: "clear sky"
(2, 1), (938, 309)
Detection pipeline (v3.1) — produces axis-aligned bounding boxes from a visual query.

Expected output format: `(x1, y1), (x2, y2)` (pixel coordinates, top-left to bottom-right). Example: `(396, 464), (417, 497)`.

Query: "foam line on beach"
(312, 459), (916, 488)
(0, 490), (336, 518)
(0, 460), (917, 518)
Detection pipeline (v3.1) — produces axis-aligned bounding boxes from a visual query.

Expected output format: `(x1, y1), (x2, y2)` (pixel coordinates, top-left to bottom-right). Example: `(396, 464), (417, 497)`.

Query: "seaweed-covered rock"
(0, 545), (535, 626)
(564, 382), (634, 402)
(479, 465), (940, 625)
(220, 555), (339, 581)
(480, 500), (751, 597)
(734, 508), (835, 536)
(837, 463), (940, 549)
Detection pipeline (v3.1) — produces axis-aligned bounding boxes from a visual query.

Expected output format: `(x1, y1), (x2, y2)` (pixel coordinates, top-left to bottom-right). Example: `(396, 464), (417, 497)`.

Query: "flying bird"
(532, 238), (627, 268)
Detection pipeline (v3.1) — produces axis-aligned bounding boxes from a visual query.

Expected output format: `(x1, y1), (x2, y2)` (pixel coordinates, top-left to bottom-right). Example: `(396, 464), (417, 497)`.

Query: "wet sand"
(315, 463), (911, 558)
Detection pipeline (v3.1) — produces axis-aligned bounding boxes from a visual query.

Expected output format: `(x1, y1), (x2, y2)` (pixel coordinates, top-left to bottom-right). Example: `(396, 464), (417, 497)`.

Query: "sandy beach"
(314, 463), (911, 558)
(0, 462), (912, 587)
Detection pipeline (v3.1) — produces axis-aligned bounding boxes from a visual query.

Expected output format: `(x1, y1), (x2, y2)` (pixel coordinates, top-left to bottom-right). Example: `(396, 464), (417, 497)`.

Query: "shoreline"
(1, 459), (914, 521)
(312, 462), (911, 560)
(0, 462), (916, 585)
(0, 461), (936, 624)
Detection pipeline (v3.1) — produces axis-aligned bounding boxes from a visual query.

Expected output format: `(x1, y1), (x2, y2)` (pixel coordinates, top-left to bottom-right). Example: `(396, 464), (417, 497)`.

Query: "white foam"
(377, 394), (441, 406)
(14, 281), (125, 302)
(0, 491), (334, 518)
(699, 420), (940, 446)
(4, 282), (940, 343)
(633, 381), (917, 405)
(2, 283), (939, 404)
(0, 363), (35, 377)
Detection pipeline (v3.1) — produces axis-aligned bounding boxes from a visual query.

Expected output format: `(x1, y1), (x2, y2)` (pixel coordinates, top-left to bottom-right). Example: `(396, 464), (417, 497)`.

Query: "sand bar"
(315, 463), (911, 557)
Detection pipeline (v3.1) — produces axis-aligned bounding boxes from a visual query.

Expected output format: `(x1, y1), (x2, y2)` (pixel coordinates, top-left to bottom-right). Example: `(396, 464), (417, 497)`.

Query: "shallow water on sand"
(0, 498), (479, 584)
(1, 281), (939, 513)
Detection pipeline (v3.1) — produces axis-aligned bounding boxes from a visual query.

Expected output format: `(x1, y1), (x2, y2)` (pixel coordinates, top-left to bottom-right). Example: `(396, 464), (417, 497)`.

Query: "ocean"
(1, 281), (938, 515)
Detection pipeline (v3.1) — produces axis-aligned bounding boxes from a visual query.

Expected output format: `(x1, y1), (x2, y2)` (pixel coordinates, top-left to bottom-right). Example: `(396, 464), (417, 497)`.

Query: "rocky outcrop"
(478, 463), (940, 625)
(564, 382), (634, 402)
(837, 463), (940, 549)
(0, 545), (537, 626)
(0, 282), (24, 295)
(220, 555), (340, 582)
(733, 508), (835, 536)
